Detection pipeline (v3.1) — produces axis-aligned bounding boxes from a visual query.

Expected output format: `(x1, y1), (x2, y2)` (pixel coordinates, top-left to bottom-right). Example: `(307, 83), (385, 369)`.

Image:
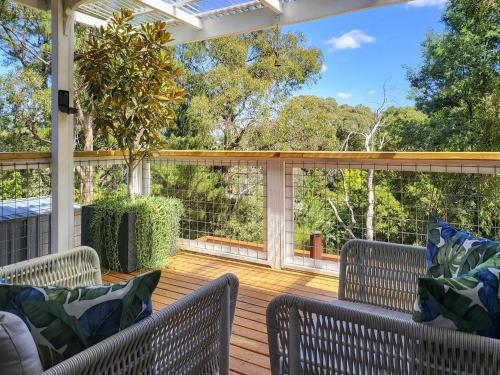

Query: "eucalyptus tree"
(172, 28), (323, 150)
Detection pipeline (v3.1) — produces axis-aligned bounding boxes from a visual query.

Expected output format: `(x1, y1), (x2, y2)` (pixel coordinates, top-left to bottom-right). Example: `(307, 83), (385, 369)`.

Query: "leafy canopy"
(76, 9), (185, 158)
(169, 29), (323, 150)
(407, 0), (499, 151)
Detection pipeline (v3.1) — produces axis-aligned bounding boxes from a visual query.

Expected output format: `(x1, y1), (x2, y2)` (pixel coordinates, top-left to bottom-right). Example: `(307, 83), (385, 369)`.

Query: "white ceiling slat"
(135, 0), (202, 29)
(75, 11), (108, 27)
(167, 0), (410, 44)
(260, 0), (282, 14)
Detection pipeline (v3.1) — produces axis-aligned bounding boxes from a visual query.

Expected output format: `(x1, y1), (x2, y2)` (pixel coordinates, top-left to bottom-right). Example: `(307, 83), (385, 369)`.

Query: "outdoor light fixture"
(58, 90), (78, 114)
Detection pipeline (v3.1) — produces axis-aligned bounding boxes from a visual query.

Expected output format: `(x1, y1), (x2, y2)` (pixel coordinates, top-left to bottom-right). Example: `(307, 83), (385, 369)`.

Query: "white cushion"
(0, 311), (43, 375)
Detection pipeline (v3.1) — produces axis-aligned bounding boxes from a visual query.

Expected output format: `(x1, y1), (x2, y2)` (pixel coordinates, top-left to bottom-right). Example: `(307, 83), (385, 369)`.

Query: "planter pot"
(81, 205), (139, 273)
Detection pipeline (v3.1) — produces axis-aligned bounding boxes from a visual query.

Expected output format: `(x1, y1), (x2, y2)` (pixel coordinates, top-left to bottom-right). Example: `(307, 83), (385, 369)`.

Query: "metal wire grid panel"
(285, 160), (500, 273)
(149, 158), (267, 263)
(73, 157), (268, 263)
(0, 160), (53, 266)
(74, 157), (128, 249)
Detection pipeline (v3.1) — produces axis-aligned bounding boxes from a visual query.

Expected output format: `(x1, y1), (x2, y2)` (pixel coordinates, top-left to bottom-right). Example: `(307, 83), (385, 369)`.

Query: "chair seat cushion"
(0, 311), (43, 375)
(414, 253), (500, 338)
(0, 270), (160, 369)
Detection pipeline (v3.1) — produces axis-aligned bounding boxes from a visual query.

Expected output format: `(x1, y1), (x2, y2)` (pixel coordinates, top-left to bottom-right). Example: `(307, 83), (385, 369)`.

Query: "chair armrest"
(267, 294), (500, 375)
(339, 239), (426, 313)
(42, 273), (239, 375)
(0, 246), (101, 287)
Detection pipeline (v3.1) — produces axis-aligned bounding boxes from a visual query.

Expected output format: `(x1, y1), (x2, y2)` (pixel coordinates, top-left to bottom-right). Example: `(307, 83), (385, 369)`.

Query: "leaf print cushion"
(413, 253), (500, 338)
(0, 270), (160, 369)
(426, 219), (500, 278)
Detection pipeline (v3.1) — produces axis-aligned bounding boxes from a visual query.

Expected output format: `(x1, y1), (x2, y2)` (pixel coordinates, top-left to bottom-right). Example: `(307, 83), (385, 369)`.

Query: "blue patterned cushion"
(0, 270), (160, 369)
(413, 253), (500, 338)
(426, 219), (500, 278)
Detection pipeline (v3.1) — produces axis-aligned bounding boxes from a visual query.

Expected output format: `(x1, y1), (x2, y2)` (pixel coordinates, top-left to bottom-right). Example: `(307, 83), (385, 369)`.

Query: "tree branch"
(327, 198), (357, 239)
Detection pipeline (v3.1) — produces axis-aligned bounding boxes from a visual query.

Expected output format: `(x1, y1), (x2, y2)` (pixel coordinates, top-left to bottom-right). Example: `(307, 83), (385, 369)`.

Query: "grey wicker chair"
(0, 246), (239, 375)
(267, 239), (500, 374)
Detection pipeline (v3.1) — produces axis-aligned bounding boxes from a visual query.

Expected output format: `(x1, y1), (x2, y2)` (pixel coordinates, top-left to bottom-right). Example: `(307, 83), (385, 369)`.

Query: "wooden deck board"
(102, 251), (338, 375)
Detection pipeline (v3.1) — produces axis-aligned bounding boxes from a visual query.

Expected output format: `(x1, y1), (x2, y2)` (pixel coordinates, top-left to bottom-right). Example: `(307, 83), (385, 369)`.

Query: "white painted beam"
(168, 0), (410, 45)
(64, 0), (91, 10)
(51, 0), (75, 252)
(12, 0), (49, 11)
(260, 0), (282, 14)
(74, 12), (108, 27)
(136, 0), (202, 29)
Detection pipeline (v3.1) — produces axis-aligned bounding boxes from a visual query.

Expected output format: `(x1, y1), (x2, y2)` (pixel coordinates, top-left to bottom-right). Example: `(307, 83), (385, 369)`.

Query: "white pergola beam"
(13, 0), (49, 11)
(260, 0), (282, 14)
(168, 0), (410, 45)
(136, 0), (202, 29)
(74, 12), (108, 27)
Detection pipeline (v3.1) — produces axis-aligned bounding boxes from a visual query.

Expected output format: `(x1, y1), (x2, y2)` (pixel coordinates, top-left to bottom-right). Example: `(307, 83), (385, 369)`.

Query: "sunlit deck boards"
(102, 251), (338, 375)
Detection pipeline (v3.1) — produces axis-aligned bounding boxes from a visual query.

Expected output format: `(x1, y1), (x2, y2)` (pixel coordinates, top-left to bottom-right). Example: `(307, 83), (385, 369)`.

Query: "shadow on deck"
(103, 251), (339, 375)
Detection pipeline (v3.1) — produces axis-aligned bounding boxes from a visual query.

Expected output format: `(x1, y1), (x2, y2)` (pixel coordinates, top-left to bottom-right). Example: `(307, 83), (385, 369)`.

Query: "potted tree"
(77, 9), (185, 272)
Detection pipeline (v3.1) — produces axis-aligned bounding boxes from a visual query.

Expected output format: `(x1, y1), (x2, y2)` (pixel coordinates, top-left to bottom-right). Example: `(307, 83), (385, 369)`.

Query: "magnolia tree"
(76, 9), (185, 201)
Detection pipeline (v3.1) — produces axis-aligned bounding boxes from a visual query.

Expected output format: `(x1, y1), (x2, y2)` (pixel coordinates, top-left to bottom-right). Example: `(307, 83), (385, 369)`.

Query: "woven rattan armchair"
(267, 239), (500, 374)
(0, 246), (239, 375)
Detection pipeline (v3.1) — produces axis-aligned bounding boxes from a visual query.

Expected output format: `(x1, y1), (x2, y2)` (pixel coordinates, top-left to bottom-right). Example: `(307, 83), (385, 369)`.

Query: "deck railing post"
(266, 159), (285, 269)
(51, 1), (75, 253)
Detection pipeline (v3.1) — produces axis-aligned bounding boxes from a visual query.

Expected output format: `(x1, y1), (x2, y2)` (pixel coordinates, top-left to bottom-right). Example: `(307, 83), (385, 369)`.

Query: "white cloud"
(368, 90), (376, 95)
(320, 64), (328, 73)
(407, 0), (447, 7)
(337, 92), (353, 99)
(326, 30), (375, 50)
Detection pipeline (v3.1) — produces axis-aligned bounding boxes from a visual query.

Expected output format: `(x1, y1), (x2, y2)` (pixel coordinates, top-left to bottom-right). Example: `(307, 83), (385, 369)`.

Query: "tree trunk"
(75, 90), (94, 204)
(366, 168), (375, 241)
(127, 154), (136, 202)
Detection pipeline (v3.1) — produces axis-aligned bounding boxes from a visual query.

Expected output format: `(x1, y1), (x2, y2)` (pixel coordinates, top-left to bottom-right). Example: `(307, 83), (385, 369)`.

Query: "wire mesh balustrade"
(0, 158), (54, 266)
(149, 158), (267, 262)
(73, 156), (268, 263)
(3, 152), (498, 273)
(285, 160), (500, 273)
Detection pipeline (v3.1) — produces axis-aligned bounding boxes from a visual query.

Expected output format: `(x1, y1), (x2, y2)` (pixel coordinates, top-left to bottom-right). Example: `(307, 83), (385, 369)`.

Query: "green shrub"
(91, 193), (184, 271)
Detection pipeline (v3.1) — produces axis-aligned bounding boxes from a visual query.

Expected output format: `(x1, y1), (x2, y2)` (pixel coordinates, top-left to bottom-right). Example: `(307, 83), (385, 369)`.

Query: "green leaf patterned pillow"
(0, 270), (160, 369)
(426, 219), (500, 278)
(413, 253), (500, 338)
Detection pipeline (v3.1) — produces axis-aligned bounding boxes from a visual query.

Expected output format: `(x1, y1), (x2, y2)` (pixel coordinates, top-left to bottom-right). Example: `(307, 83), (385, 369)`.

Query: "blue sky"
(284, 0), (448, 108)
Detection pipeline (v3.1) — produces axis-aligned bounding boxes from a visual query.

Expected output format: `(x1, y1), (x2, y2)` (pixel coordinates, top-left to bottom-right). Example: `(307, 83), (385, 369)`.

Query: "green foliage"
(249, 96), (341, 151)
(407, 0), (500, 151)
(91, 193), (183, 271)
(0, 0), (51, 75)
(170, 29), (323, 150)
(380, 107), (430, 151)
(0, 68), (51, 150)
(0, 1), (52, 151)
(76, 9), (185, 198)
(152, 163), (264, 244)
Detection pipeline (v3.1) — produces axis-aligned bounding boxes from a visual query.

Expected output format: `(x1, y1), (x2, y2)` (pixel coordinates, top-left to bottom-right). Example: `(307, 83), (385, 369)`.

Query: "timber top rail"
(0, 150), (499, 162)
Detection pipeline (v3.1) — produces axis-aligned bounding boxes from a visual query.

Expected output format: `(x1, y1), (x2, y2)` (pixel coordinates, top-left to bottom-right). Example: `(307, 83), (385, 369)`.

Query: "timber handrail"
(1, 150), (499, 162)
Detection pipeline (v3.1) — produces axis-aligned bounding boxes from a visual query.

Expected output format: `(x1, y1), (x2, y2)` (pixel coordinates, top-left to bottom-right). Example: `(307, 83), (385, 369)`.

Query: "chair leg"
(219, 284), (231, 375)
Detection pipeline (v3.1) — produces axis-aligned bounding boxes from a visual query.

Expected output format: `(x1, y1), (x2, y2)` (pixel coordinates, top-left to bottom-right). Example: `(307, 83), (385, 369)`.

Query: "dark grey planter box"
(81, 205), (139, 273)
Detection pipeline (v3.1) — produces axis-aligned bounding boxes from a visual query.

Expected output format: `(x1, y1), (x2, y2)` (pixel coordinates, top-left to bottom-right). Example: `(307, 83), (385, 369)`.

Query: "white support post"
(266, 160), (285, 269)
(51, 0), (75, 252)
(142, 161), (151, 195)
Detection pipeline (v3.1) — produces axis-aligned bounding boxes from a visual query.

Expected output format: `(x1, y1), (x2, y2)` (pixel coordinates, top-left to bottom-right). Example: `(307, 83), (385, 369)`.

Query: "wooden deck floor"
(102, 251), (339, 375)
